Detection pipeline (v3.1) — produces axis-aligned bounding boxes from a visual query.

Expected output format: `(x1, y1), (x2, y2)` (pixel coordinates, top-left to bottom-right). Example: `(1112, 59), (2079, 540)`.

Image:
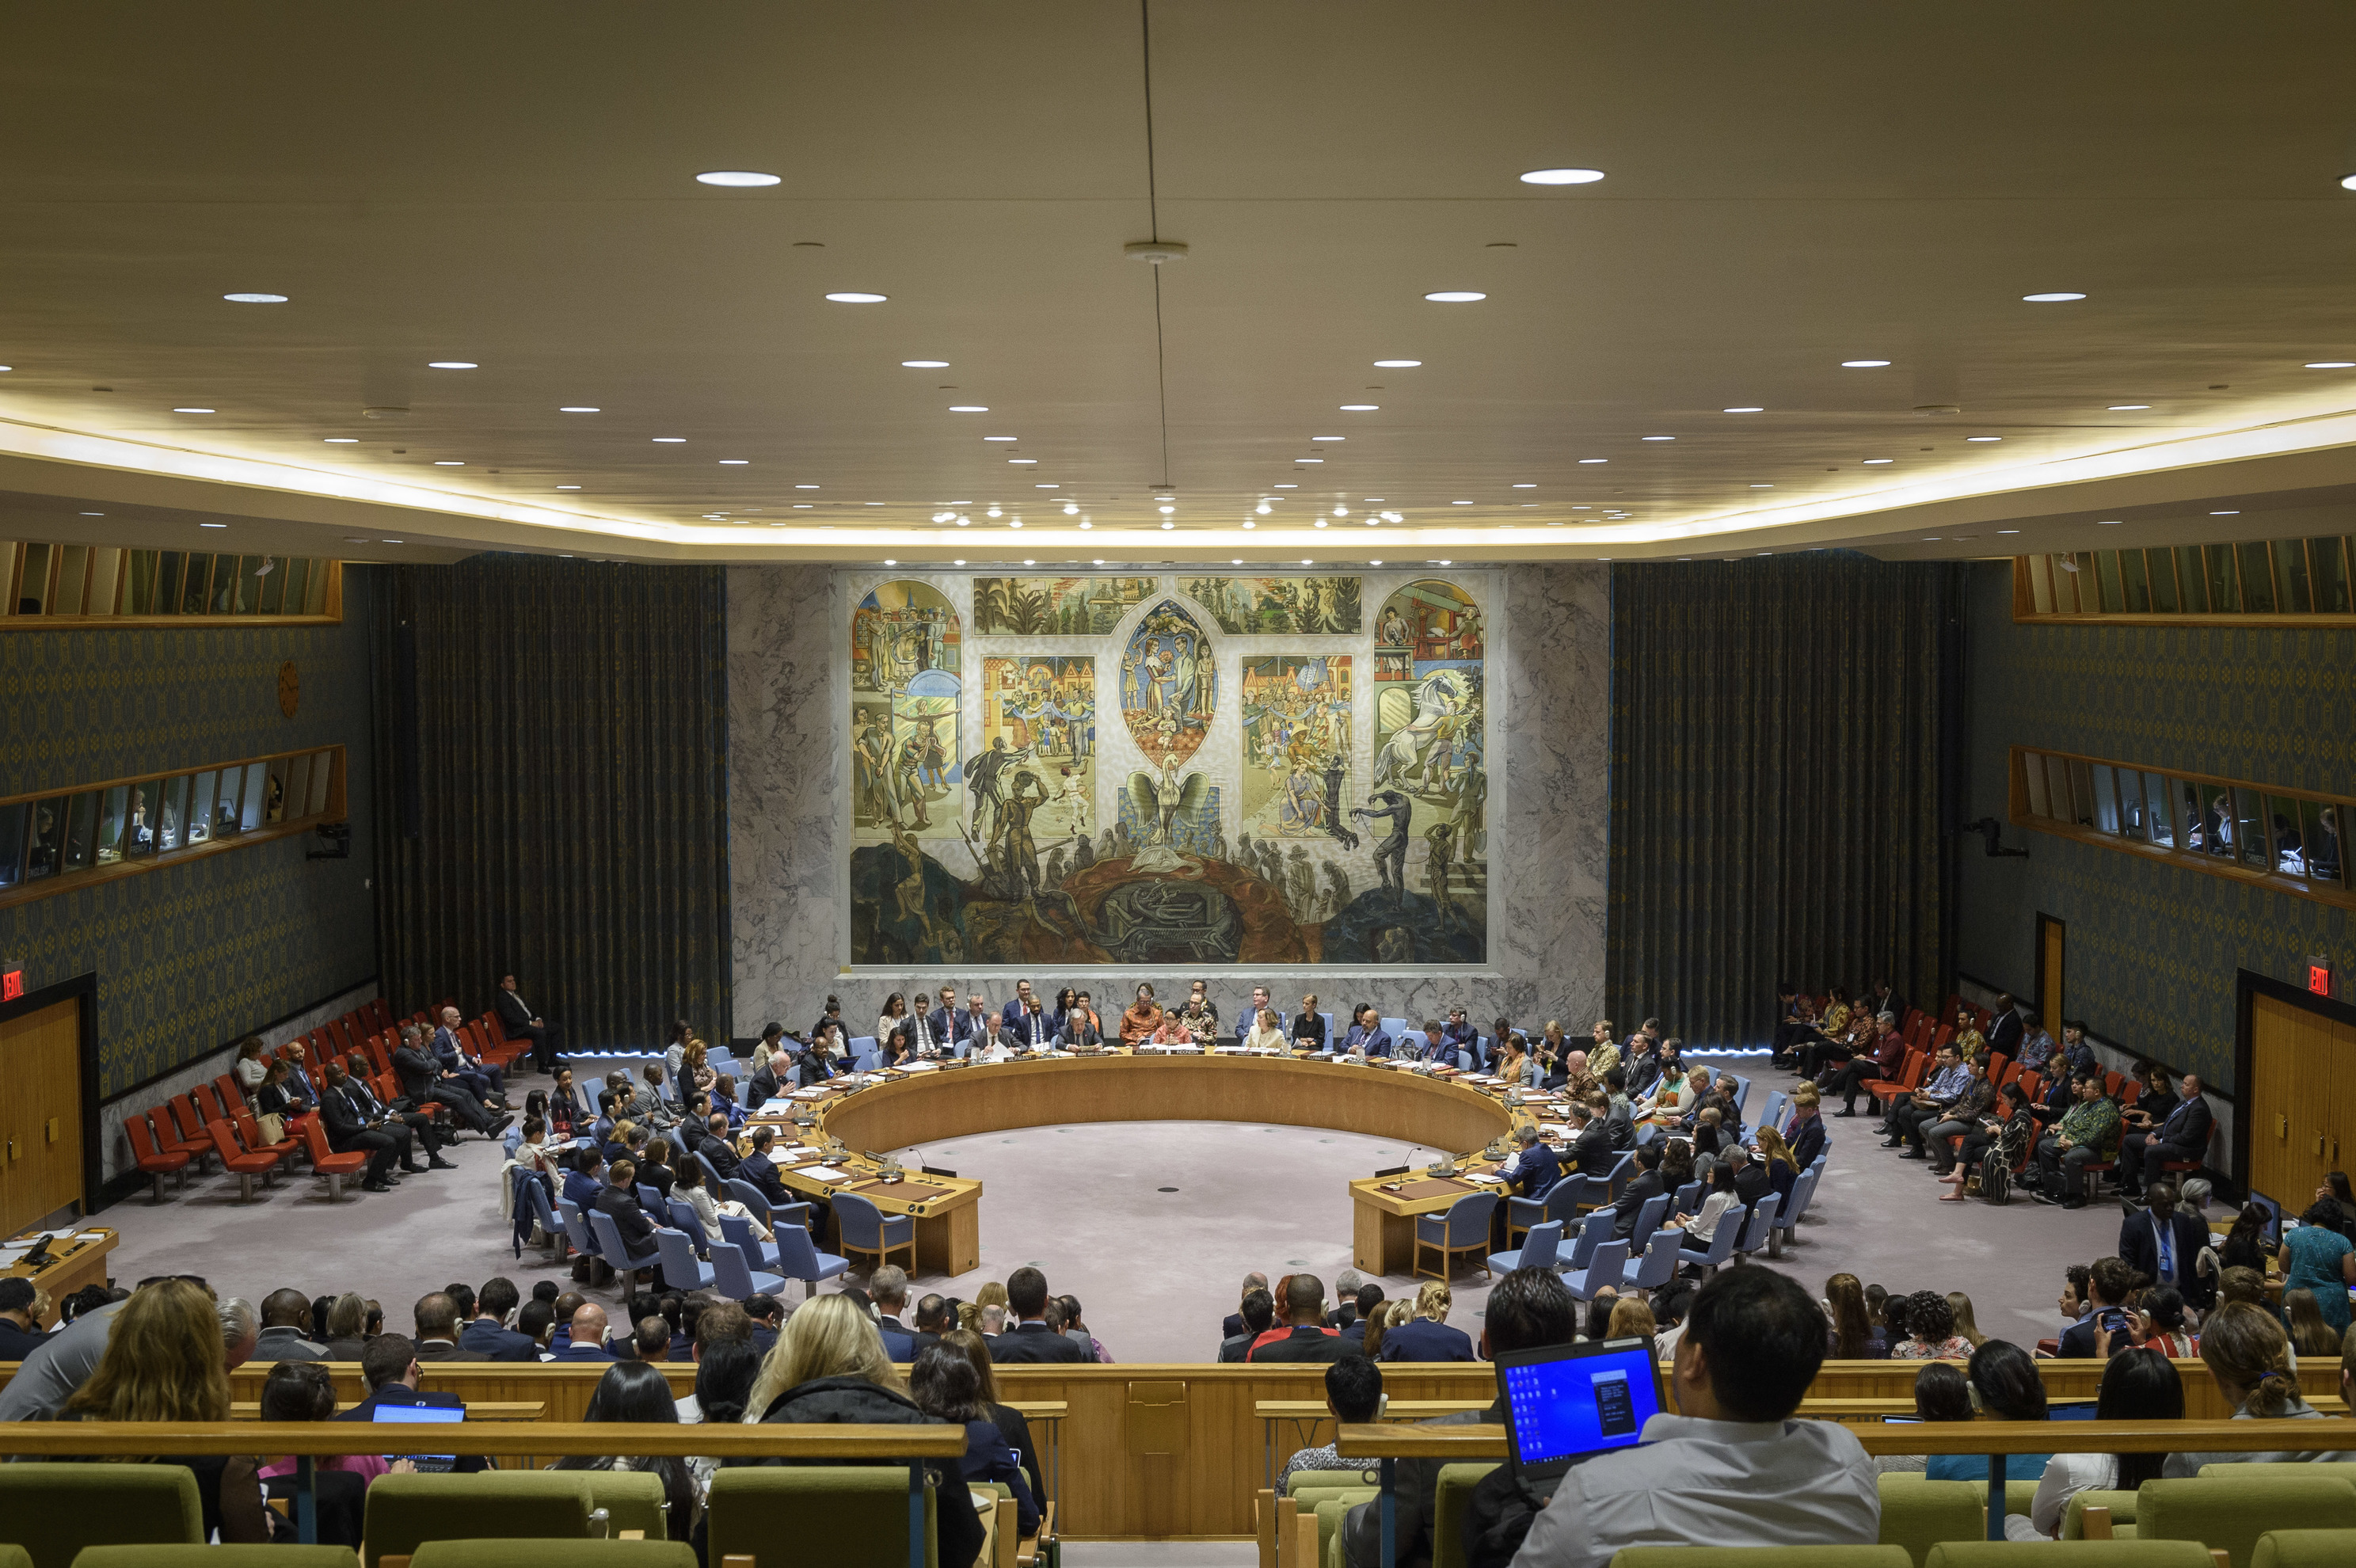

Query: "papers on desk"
(790, 1087), (829, 1100)
(1539, 1123), (1571, 1137)
(896, 1062), (940, 1074)
(1465, 1074), (1498, 1084)
(801, 1166), (851, 1183)
(761, 1099), (798, 1114)
(1466, 1173), (1505, 1186)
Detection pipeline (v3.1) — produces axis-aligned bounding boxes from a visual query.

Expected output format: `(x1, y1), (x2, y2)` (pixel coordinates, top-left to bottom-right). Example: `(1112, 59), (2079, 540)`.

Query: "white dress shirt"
(1511, 1414), (1878, 1568)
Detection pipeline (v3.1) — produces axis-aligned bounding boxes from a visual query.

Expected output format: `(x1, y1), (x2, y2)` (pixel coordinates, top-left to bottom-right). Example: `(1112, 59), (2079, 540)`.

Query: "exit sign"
(1, 965), (22, 1003)
(2313, 959), (2336, 998)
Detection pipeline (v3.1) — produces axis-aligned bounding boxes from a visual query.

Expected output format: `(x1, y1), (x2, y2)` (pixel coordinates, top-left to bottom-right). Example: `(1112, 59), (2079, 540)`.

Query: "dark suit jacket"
(1785, 1114), (1827, 1171)
(1987, 1010), (2025, 1060)
(412, 1339), (484, 1364)
(317, 1087), (375, 1151)
(1249, 1325), (1358, 1364)
(736, 1151), (793, 1208)
(333, 1385), (461, 1421)
(594, 1184), (658, 1254)
(0, 1319), (48, 1361)
(990, 1322), (1091, 1364)
(2147, 1094), (2214, 1161)
(1611, 1170), (1665, 1240)
(1509, 1143), (1563, 1199)
(1375, 1318), (1476, 1363)
(459, 1317), (541, 1363)
(392, 1044), (441, 1102)
(494, 991), (539, 1029)
(703, 1140), (744, 1182)
(1566, 1121), (1615, 1174)
(2057, 1307), (2133, 1360)
(2119, 1210), (2213, 1302)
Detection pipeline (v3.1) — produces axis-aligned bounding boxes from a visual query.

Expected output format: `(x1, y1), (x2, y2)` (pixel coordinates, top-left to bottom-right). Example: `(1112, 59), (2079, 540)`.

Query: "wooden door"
(2248, 992), (2356, 1208)
(2038, 915), (2066, 1029)
(0, 999), (86, 1231)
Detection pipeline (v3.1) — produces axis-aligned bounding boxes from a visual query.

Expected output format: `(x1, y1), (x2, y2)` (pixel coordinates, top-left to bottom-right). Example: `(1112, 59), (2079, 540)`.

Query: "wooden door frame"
(2233, 969), (2356, 1205)
(0, 970), (102, 1220)
(2034, 912), (2067, 1027)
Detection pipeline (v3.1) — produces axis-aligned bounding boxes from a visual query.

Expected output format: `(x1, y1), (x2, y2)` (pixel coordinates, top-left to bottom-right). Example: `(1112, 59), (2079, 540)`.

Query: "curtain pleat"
(371, 556), (730, 1047)
(1606, 554), (1965, 1047)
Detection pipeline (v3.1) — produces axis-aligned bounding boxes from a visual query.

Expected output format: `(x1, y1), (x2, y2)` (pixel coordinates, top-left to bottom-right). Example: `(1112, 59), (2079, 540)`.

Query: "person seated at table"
(1059, 991), (1106, 1048)
(2279, 1197), (2356, 1338)
(798, 1022), (847, 1084)
(1119, 983), (1163, 1045)
(1634, 1058), (1694, 1126)
(911, 1345), (1040, 1536)
(1497, 1123), (1562, 1202)
(1508, 1267), (1877, 1567)
(623, 1064), (678, 1129)
(257, 1358), (404, 1517)
(1149, 1009), (1197, 1047)
(1493, 1033), (1538, 1086)
(955, 993), (996, 1052)
(736, 1126), (798, 1209)
(1341, 1003), (1391, 1057)
(877, 1023), (915, 1069)
(1292, 994), (1327, 1052)
(874, 991), (914, 1054)
(2163, 1301), (2356, 1471)
(1410, 1018), (1454, 1066)
(699, 1113), (744, 1182)
(1441, 1007), (1479, 1063)
(1560, 1097), (1615, 1173)
(1175, 979), (1220, 1040)
(1243, 1008), (1289, 1052)
(1585, 1018), (1620, 1080)
(1610, 1144), (1667, 1241)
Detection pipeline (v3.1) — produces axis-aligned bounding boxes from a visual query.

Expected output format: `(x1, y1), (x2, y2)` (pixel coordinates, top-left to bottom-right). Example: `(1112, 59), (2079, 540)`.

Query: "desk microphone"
(1407, 1146), (1425, 1174)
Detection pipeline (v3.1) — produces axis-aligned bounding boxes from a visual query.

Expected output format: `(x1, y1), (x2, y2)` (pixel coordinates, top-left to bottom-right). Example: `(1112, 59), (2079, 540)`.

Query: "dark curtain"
(372, 555), (730, 1047)
(1607, 553), (1966, 1048)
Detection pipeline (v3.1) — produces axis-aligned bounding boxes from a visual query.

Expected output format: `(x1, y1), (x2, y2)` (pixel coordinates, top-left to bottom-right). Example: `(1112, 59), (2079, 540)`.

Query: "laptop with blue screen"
(1494, 1338), (1667, 1490)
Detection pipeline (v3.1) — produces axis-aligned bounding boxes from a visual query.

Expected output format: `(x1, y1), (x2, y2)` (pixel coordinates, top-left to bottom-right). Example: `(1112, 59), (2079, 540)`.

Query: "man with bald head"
(554, 1301), (617, 1362)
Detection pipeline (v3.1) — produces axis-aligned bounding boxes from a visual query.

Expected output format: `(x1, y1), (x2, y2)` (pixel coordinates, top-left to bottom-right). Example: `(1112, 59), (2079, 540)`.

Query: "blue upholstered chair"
(665, 1198), (706, 1252)
(847, 1035), (878, 1071)
(559, 1198), (599, 1261)
(637, 1184), (666, 1214)
(1487, 1219), (1562, 1275)
(1411, 1191), (1499, 1283)
(585, 1210), (664, 1311)
(708, 1239), (786, 1300)
(1380, 1018), (1411, 1051)
(1621, 1232), (1682, 1292)
(520, 1180), (568, 1265)
(769, 1224), (849, 1300)
(654, 1227), (717, 1292)
(833, 1192), (915, 1273)
(1565, 1211), (1616, 1272)
(1672, 1180), (1702, 1213)
(1675, 1211), (1742, 1275)
(1624, 1193), (1670, 1255)
(1506, 1173), (1585, 1246)
(1560, 1239), (1630, 1302)
(1731, 1195), (1783, 1266)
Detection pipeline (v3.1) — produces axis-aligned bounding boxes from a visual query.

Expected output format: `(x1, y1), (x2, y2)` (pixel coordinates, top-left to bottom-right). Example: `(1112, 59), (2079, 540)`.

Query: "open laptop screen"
(1496, 1338), (1664, 1483)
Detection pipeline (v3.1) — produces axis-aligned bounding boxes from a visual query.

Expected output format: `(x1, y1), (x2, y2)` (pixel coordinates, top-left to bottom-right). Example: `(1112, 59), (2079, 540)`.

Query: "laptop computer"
(1494, 1338), (1666, 1491)
(374, 1400), (465, 1471)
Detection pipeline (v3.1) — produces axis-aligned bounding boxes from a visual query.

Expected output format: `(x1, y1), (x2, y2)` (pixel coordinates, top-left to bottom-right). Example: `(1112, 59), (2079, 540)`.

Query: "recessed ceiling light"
(1641, 435), (1675, 442)
(1840, 360), (1891, 368)
(1368, 558), (1384, 564)
(77, 511), (102, 516)
(2210, 509), (2240, 515)
(1966, 436), (2003, 442)
(718, 459), (749, 465)
(1863, 457), (1894, 465)
(1243, 519), (1257, 530)
(1520, 167), (1606, 185)
(696, 170), (782, 187)
(1578, 458), (1607, 464)
(1161, 520), (1175, 530)
(1452, 500), (1474, 505)
(1231, 558), (1245, 565)
(1315, 519), (1329, 528)
(863, 501), (884, 506)
(1010, 458), (1037, 464)
(1722, 406), (1764, 413)
(882, 558), (896, 565)
(1365, 497), (1385, 502)
(199, 522), (228, 528)
(1063, 501), (1079, 513)
(172, 406), (215, 413)
(1749, 483), (1773, 489)
(1273, 483), (1297, 489)
(2097, 519), (2123, 526)
(984, 435), (1018, 442)
(0, 365), (10, 372)
(956, 516), (972, 527)
(1079, 517), (1092, 528)
(433, 459), (464, 466)
(223, 291), (287, 303)
(950, 405), (988, 413)
(653, 436), (686, 443)
(1998, 528), (2020, 535)
(323, 436), (358, 443)
(1296, 458), (1324, 463)
(2022, 291), (2087, 303)
(1339, 404), (1380, 411)
(2304, 361), (2356, 369)
(1311, 436), (1345, 442)
(987, 506), (1003, 517)
(1423, 292), (1485, 304)
(1022, 558), (1035, 565)
(427, 361), (477, 369)
(557, 485), (582, 490)
(1036, 483), (1058, 489)
(1256, 501), (1272, 514)
(2107, 404), (2150, 411)
(825, 292), (888, 304)
(901, 360), (950, 368)
(795, 484), (820, 489)
(794, 503), (815, 508)
(1923, 537), (1943, 542)
(559, 405), (599, 413)
(1373, 360), (1422, 369)
(1158, 504), (1175, 514)
(1435, 559), (1451, 565)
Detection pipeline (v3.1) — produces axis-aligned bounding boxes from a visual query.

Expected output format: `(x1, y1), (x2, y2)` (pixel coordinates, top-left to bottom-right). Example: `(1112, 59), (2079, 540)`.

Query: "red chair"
(325, 1016), (357, 1059)
(1863, 1051), (1927, 1114)
(299, 1115), (374, 1201)
(233, 1108), (300, 1178)
(212, 1073), (249, 1117)
(2160, 1122), (2217, 1185)
(165, 1097), (221, 1171)
(205, 1117), (284, 1201)
(2103, 1070), (2126, 1101)
(124, 1112), (191, 1202)
(482, 1013), (527, 1065)
(1930, 1024), (1954, 1055)
(2119, 1081), (2142, 1109)
(363, 998), (394, 1033)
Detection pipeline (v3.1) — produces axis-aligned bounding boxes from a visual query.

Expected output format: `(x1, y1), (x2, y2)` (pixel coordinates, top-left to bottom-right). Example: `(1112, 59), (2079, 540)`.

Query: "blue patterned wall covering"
(1956, 561), (2353, 1093)
(0, 569), (379, 1096)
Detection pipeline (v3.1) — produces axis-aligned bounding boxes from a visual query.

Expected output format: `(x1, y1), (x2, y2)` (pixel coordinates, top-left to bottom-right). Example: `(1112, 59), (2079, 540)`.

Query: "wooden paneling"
(2249, 991), (2356, 1207)
(0, 999), (83, 1231)
(4, 1353), (2320, 1541)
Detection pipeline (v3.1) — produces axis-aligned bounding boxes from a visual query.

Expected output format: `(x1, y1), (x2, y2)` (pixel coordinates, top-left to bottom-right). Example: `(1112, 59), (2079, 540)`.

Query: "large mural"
(847, 573), (1488, 968)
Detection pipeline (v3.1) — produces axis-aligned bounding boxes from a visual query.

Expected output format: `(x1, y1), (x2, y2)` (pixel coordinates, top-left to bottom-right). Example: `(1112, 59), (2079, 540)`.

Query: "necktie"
(2156, 1219), (2175, 1279)
(1030, 1010), (1041, 1047)
(914, 1013), (930, 1053)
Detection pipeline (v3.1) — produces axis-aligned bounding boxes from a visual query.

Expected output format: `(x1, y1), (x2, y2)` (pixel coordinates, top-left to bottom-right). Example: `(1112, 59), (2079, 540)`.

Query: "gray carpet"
(95, 1054), (2150, 1359)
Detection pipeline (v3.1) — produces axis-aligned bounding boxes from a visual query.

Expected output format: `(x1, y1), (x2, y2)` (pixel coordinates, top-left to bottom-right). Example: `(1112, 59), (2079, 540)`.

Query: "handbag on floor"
(255, 1110), (287, 1145)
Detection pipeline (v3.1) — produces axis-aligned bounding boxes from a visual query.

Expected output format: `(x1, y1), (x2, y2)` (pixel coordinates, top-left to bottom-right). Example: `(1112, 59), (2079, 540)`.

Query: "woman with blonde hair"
(1606, 1296), (1658, 1342)
(1945, 1291), (1989, 1349)
(63, 1279), (269, 1542)
(2284, 1288), (2343, 1358)
(1377, 1280), (1476, 1362)
(2163, 1302), (2332, 1473)
(1244, 1008), (1289, 1052)
(1361, 1299), (1414, 1358)
(1754, 1125), (1800, 1199)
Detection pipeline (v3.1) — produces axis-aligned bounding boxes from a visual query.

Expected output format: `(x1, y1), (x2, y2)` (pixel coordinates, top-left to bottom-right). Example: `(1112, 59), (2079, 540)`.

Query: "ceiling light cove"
(1840, 359), (1891, 368)
(2305, 361), (2356, 370)
(558, 405), (600, 413)
(1966, 436), (2004, 442)
(949, 405), (988, 413)
(1422, 291), (1485, 303)
(324, 437), (357, 443)
(172, 406), (215, 413)
(695, 170), (781, 187)
(426, 361), (477, 369)
(901, 360), (950, 368)
(1641, 435), (1675, 442)
(653, 436), (686, 443)
(1578, 458), (1608, 465)
(825, 292), (888, 304)
(1373, 360), (1422, 368)
(1338, 404), (1380, 412)
(2022, 291), (2087, 303)
(1723, 406), (1764, 414)
(1519, 167), (1605, 185)
(223, 292), (287, 303)
(2108, 404), (2150, 411)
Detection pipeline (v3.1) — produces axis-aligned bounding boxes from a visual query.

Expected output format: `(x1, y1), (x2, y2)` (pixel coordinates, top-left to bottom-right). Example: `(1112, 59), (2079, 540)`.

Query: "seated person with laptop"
(1507, 1267), (1878, 1567)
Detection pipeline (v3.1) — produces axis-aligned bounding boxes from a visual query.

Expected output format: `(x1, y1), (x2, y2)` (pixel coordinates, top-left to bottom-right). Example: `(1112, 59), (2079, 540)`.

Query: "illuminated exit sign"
(1, 961), (22, 1003)
(2313, 958), (2336, 999)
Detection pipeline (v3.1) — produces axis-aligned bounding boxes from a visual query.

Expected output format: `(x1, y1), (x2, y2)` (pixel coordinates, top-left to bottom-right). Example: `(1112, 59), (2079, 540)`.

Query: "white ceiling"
(4, 1), (2356, 568)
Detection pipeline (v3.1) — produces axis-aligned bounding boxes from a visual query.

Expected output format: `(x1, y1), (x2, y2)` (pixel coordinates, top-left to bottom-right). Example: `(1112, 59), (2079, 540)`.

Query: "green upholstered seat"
(360, 1472), (595, 1568)
(1924, 1543), (2214, 1567)
(2197, 1464), (2356, 1491)
(1612, 1550), (1913, 1568)
(0, 1548), (25, 1568)
(567, 1470), (672, 1542)
(2004, 1479), (2041, 1520)
(1431, 1462), (1502, 1568)
(409, 1543), (698, 1568)
(0, 1462), (203, 1568)
(2065, 1490), (2142, 1540)
(74, 1551), (356, 1568)
(1287, 1467), (1378, 1494)
(706, 1465), (944, 1568)
(2137, 1475), (2356, 1568)
(2251, 1528), (2356, 1568)
(1877, 1475), (1986, 1567)
(1314, 1496), (1367, 1568)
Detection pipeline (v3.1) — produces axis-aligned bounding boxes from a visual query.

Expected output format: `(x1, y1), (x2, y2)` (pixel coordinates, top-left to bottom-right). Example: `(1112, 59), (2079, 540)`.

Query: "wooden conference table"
(2, 1226), (118, 1326)
(749, 1051), (1538, 1277)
